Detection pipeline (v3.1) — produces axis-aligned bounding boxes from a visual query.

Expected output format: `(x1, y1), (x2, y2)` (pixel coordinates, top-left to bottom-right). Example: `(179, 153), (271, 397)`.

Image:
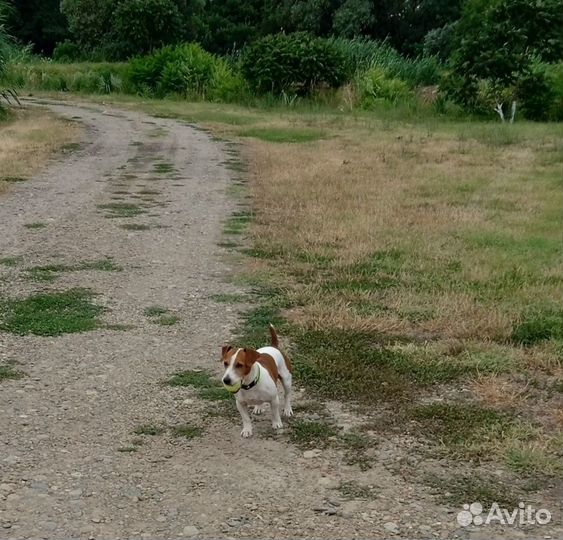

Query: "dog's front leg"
(270, 394), (283, 430)
(236, 399), (253, 438)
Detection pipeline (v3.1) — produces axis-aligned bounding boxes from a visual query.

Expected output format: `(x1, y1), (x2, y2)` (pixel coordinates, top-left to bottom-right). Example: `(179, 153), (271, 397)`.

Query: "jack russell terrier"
(221, 324), (293, 438)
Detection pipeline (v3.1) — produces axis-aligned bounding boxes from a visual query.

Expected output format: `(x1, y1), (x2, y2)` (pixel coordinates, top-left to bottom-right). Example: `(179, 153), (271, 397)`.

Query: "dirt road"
(0, 101), (559, 539)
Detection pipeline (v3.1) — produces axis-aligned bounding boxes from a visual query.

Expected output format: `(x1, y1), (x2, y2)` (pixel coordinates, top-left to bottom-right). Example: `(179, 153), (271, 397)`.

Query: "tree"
(112, 0), (183, 57)
(6, 0), (69, 55)
(332, 0), (375, 38)
(60, 0), (113, 53)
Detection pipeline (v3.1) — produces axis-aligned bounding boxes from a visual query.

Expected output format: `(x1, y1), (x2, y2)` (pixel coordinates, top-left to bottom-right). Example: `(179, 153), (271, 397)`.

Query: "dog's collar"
(240, 366), (261, 391)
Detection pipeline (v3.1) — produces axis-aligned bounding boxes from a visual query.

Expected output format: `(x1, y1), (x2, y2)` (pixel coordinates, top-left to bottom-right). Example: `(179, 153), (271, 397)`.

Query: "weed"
(0, 288), (104, 336)
(26, 258), (121, 282)
(24, 222), (46, 229)
(512, 308), (563, 345)
(133, 424), (165, 436)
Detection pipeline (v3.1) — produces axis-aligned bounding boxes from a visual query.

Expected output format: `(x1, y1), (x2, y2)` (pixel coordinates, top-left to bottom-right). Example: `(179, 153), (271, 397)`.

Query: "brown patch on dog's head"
(221, 347), (260, 379)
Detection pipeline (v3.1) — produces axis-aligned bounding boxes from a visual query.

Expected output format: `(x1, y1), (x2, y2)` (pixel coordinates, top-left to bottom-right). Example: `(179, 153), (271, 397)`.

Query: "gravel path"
(0, 100), (560, 540)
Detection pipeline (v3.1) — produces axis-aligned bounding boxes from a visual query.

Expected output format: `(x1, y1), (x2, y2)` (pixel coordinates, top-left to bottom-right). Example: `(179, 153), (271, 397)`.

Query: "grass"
(13, 91), (561, 487)
(24, 222), (46, 229)
(0, 256), (22, 267)
(289, 420), (339, 448)
(26, 258), (122, 282)
(424, 472), (519, 508)
(167, 369), (230, 401)
(0, 363), (23, 381)
(338, 481), (378, 500)
(120, 223), (152, 230)
(0, 109), (80, 196)
(133, 424), (165, 436)
(144, 305), (169, 317)
(0, 288), (104, 336)
(237, 127), (326, 143)
(153, 162), (174, 174)
(143, 305), (179, 325)
(97, 202), (145, 218)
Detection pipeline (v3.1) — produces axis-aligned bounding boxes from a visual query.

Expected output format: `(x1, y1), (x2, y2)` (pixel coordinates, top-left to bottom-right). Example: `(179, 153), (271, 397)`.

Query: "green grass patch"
(224, 210), (252, 235)
(0, 256), (22, 267)
(170, 424), (204, 439)
(153, 162), (175, 174)
(289, 420), (339, 448)
(166, 369), (230, 401)
(26, 258), (121, 282)
(0, 288), (104, 336)
(97, 202), (145, 218)
(210, 293), (248, 304)
(133, 424), (165, 436)
(117, 446), (138, 453)
(0, 363), (24, 381)
(424, 472), (519, 508)
(512, 307), (563, 345)
(338, 481), (378, 500)
(120, 223), (152, 231)
(144, 305), (169, 317)
(410, 402), (507, 457)
(24, 222), (46, 229)
(238, 127), (326, 143)
(155, 314), (180, 326)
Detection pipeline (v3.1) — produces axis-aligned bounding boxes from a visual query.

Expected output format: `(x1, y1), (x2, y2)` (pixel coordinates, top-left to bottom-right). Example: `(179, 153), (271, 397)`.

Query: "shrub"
(512, 308), (563, 346)
(516, 61), (563, 121)
(129, 43), (245, 101)
(52, 41), (83, 63)
(241, 33), (348, 95)
(356, 67), (411, 108)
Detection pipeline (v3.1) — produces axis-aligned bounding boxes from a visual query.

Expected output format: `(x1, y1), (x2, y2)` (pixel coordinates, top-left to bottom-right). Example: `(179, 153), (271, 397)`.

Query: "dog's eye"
(235, 362), (242, 368)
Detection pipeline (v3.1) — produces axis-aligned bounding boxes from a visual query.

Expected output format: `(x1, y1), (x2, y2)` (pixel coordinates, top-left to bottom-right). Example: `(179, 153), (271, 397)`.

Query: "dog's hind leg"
(280, 371), (293, 417)
(270, 394), (283, 430)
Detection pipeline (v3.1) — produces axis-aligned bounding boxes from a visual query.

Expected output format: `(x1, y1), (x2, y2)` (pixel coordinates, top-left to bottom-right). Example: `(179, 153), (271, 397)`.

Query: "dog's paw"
(272, 419), (283, 430)
(252, 405), (266, 415)
(283, 406), (293, 417)
(241, 426), (253, 438)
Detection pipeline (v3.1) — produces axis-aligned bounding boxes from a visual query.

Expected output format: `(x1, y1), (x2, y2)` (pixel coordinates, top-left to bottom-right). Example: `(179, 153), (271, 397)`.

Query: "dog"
(221, 324), (293, 438)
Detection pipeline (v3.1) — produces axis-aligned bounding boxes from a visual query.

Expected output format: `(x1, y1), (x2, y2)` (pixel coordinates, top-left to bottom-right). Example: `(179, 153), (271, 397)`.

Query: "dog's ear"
(242, 348), (260, 365)
(221, 345), (232, 358)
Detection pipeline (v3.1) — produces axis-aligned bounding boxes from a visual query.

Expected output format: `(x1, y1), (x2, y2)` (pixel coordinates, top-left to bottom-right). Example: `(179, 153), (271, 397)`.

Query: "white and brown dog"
(221, 325), (293, 438)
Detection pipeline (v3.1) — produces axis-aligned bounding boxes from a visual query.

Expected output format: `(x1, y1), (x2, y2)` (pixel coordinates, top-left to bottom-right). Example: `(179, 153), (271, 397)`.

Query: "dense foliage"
(0, 0), (561, 120)
(241, 33), (348, 94)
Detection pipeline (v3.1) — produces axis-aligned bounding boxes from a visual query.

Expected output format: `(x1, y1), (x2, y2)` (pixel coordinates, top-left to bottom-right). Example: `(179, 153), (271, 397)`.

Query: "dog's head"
(221, 346), (259, 386)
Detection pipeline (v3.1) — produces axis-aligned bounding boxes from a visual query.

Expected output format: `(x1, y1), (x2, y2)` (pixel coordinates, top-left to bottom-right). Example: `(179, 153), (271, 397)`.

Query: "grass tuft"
(0, 288), (104, 336)
(133, 424), (165, 436)
(171, 424), (204, 439)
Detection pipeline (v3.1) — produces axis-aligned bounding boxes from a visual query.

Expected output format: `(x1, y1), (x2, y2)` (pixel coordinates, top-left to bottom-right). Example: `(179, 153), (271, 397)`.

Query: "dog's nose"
(223, 376), (232, 385)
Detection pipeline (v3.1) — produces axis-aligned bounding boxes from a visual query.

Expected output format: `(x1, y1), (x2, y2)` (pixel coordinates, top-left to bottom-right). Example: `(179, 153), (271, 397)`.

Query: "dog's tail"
(269, 323), (279, 348)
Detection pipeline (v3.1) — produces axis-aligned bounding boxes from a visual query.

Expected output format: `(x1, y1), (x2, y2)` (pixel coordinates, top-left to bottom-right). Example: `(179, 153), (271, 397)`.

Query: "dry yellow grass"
(0, 108), (80, 195)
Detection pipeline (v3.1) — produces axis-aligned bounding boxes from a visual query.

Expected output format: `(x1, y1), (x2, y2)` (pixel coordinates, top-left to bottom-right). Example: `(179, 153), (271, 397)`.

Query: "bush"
(241, 33), (348, 95)
(52, 41), (83, 63)
(516, 62), (563, 121)
(129, 43), (245, 101)
(356, 67), (412, 108)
